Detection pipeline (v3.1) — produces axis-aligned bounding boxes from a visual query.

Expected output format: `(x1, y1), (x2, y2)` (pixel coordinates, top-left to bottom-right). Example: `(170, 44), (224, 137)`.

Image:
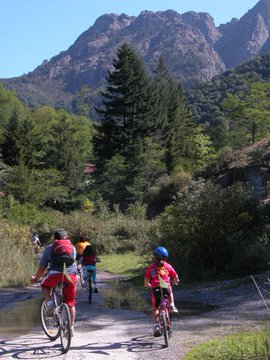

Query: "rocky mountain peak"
(215, 0), (270, 67)
(182, 11), (221, 44)
(92, 13), (133, 33)
(2, 1), (270, 112)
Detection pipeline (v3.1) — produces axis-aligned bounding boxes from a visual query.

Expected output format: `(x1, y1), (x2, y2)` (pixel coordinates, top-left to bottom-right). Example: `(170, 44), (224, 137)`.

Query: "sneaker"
(45, 300), (55, 317)
(94, 287), (98, 294)
(153, 324), (161, 337)
(170, 305), (178, 314)
(70, 326), (74, 337)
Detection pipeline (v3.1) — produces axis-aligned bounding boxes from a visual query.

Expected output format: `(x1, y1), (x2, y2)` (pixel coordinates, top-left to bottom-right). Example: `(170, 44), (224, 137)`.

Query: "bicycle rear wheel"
(40, 299), (60, 340)
(87, 271), (93, 303)
(161, 309), (169, 347)
(59, 303), (72, 353)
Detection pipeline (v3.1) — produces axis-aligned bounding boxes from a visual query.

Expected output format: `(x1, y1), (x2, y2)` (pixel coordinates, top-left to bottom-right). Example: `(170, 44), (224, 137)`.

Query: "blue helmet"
(154, 246), (168, 259)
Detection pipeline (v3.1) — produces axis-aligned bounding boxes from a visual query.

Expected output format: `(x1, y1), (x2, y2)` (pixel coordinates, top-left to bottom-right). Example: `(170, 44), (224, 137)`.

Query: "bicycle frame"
(158, 289), (172, 347)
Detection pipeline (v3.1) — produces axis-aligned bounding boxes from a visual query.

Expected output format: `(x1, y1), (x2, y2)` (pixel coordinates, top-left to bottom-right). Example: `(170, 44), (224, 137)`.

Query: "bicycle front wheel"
(161, 309), (169, 348)
(59, 303), (72, 353)
(40, 299), (60, 340)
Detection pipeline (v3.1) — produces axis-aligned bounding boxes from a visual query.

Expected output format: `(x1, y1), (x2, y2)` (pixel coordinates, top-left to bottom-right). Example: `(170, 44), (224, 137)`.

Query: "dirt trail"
(0, 271), (270, 360)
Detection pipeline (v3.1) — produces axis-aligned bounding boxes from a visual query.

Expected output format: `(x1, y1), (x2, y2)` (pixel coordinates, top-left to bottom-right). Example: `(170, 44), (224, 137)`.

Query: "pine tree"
(96, 43), (150, 160)
(149, 57), (199, 170)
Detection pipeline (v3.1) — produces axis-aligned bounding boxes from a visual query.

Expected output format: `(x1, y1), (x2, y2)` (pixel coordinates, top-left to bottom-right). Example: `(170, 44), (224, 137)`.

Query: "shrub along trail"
(0, 271), (270, 359)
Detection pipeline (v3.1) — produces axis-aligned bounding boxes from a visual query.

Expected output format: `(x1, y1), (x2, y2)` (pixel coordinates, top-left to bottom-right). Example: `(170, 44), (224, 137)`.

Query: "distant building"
(84, 163), (96, 174)
(0, 191), (5, 198)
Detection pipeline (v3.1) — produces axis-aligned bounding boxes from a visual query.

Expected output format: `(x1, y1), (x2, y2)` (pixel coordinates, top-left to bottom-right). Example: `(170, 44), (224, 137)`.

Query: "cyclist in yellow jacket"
(75, 234), (91, 261)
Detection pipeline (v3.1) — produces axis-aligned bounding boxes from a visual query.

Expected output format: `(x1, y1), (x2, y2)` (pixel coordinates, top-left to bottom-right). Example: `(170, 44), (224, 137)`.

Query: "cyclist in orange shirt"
(75, 234), (91, 261)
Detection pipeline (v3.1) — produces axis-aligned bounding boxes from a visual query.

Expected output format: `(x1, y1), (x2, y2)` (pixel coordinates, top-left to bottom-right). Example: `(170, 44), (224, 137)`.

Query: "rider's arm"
(144, 275), (151, 288)
(31, 265), (47, 283)
(31, 244), (50, 283)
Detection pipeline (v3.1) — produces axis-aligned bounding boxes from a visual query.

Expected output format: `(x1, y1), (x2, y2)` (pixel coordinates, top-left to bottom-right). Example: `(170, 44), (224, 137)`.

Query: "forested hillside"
(1, 44), (270, 285)
(186, 53), (270, 148)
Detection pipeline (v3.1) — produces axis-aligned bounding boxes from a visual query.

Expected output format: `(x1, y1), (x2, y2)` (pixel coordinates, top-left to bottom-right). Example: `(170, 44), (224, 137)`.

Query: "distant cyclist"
(32, 232), (41, 254)
(81, 245), (100, 293)
(144, 246), (179, 337)
(75, 234), (91, 262)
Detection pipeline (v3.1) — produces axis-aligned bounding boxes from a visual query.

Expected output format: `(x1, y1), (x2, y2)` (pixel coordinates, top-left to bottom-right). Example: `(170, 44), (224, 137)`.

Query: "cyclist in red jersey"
(144, 246), (179, 337)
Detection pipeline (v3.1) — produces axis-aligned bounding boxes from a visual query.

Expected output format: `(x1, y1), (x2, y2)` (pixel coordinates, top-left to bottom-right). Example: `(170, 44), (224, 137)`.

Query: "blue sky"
(1, 0), (259, 78)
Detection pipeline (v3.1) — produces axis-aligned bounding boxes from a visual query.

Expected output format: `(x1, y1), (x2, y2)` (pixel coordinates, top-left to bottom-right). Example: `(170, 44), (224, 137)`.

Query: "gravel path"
(1, 271), (270, 360)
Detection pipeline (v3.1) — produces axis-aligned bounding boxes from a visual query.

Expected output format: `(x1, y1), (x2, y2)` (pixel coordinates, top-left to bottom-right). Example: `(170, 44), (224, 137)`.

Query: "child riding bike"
(80, 245), (100, 293)
(144, 246), (179, 337)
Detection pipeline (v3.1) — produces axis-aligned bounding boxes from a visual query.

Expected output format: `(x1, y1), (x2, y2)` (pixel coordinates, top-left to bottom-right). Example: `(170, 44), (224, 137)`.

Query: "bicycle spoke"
(60, 303), (71, 353)
(40, 300), (60, 340)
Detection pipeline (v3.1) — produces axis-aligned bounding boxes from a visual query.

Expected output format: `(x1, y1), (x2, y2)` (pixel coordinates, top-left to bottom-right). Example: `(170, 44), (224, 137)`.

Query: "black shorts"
(152, 287), (170, 308)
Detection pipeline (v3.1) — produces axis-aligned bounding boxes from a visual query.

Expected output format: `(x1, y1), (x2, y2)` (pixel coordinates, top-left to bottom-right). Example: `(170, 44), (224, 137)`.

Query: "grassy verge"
(98, 252), (148, 278)
(184, 331), (270, 360)
(0, 220), (36, 287)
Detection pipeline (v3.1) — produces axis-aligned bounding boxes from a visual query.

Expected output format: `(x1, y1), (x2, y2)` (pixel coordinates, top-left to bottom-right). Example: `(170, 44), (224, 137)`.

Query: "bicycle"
(85, 269), (95, 303)
(156, 287), (172, 347)
(40, 281), (72, 353)
(146, 283), (176, 348)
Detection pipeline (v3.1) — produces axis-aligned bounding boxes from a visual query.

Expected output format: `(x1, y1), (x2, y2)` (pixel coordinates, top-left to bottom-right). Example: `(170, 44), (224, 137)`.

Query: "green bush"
(159, 179), (267, 280)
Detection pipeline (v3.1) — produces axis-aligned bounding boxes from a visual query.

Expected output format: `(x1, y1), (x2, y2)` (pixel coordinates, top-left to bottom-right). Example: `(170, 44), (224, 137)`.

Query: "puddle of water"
(102, 282), (217, 316)
(0, 297), (41, 336)
(0, 283), (217, 337)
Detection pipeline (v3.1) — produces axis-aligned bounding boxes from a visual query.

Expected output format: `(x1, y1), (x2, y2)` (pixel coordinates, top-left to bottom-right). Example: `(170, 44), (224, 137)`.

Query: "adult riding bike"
(40, 281), (72, 353)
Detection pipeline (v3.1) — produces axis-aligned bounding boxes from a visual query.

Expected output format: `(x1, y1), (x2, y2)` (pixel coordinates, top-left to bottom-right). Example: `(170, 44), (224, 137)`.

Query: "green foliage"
(148, 58), (206, 170)
(3, 165), (45, 205)
(6, 202), (57, 234)
(222, 82), (270, 147)
(60, 209), (156, 255)
(1, 107), (43, 167)
(159, 179), (267, 280)
(127, 137), (167, 202)
(95, 154), (131, 208)
(184, 331), (270, 360)
(186, 53), (270, 148)
(96, 43), (150, 161)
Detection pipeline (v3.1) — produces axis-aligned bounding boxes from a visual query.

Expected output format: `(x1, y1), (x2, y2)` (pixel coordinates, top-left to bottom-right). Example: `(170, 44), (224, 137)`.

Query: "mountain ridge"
(1, 0), (270, 113)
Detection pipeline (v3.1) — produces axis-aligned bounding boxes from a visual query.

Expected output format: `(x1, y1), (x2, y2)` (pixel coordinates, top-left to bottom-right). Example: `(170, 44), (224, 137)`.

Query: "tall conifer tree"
(149, 57), (203, 170)
(96, 43), (150, 160)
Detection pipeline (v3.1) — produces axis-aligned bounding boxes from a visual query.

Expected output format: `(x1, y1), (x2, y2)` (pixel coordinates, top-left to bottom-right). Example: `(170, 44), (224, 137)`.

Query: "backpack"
(50, 239), (74, 266)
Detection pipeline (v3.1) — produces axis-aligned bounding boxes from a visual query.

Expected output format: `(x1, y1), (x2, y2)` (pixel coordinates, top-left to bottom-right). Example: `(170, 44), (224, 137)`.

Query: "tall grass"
(184, 331), (270, 360)
(0, 219), (35, 286)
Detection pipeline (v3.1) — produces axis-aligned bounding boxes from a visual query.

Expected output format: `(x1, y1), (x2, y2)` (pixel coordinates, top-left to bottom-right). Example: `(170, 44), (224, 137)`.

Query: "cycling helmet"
(154, 246), (168, 259)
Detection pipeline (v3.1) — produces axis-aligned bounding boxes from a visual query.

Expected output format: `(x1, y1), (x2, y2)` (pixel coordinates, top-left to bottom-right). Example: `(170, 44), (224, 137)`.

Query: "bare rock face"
(216, 0), (270, 67)
(2, 0), (270, 110)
